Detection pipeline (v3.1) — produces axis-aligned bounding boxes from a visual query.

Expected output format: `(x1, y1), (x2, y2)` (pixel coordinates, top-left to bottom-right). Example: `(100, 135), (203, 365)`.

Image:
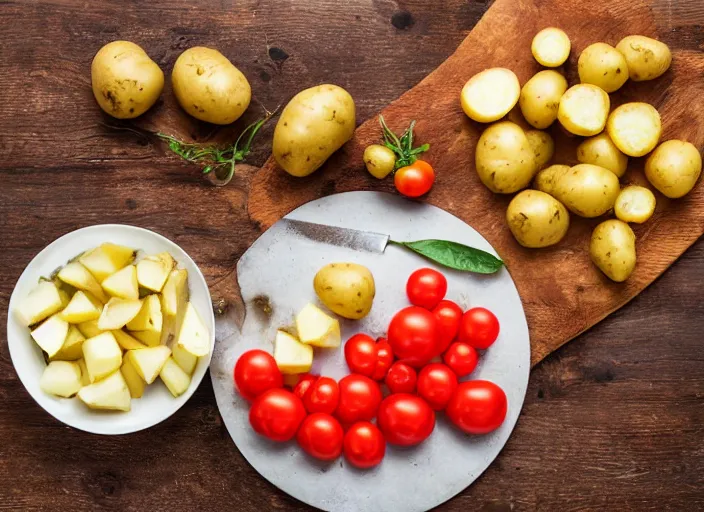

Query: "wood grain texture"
(0, 0), (702, 511)
(248, 0), (704, 366)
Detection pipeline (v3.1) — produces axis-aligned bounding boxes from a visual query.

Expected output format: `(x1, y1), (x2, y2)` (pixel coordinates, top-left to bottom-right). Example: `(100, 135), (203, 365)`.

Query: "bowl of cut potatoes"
(7, 224), (215, 435)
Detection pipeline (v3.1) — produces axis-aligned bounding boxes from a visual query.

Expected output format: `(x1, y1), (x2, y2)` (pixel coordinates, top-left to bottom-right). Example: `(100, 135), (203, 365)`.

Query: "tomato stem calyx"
(379, 115), (430, 169)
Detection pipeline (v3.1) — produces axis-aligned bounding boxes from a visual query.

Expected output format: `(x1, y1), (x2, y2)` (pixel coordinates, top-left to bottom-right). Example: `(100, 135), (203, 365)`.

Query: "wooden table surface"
(1, 1), (702, 510)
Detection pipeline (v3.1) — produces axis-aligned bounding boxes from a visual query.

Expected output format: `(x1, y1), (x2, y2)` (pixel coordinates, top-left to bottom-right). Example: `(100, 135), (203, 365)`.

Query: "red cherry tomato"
(344, 333), (377, 377)
(385, 362), (417, 394)
(394, 160), (435, 198)
(293, 373), (318, 401)
(377, 393), (435, 446)
(416, 363), (458, 411)
(432, 300), (463, 355)
(443, 342), (479, 378)
(459, 307), (500, 349)
(249, 388), (306, 442)
(372, 338), (394, 381)
(234, 350), (283, 401)
(446, 380), (507, 435)
(406, 268), (447, 310)
(387, 306), (438, 368)
(302, 376), (340, 415)
(336, 375), (382, 424)
(343, 421), (386, 469)
(296, 413), (344, 461)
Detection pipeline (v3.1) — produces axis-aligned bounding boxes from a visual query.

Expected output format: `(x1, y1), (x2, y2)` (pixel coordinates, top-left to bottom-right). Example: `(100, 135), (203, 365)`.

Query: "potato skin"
(91, 41), (164, 119)
(590, 220), (636, 282)
(273, 84), (355, 177)
(536, 163), (620, 218)
(578, 42), (629, 93)
(606, 102), (661, 157)
(531, 28), (571, 67)
(313, 263), (375, 320)
(172, 47), (251, 125)
(577, 133), (628, 178)
(460, 68), (520, 123)
(364, 144), (396, 179)
(533, 164), (570, 196)
(506, 190), (570, 248)
(558, 84), (610, 136)
(616, 35), (672, 82)
(519, 70), (568, 129)
(614, 185), (656, 224)
(525, 130), (554, 170)
(475, 121), (536, 194)
(645, 140), (703, 198)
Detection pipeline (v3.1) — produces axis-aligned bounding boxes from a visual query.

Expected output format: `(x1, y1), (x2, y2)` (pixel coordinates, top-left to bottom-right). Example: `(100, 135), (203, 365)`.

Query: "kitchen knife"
(280, 218), (389, 254)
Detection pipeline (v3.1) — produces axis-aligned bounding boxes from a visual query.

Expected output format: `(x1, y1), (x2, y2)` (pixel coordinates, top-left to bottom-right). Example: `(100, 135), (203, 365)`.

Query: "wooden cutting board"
(244, 0), (704, 366)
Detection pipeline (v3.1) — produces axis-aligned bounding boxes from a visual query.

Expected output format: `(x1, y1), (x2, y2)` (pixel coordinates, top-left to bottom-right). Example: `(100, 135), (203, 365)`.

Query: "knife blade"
(280, 218), (390, 254)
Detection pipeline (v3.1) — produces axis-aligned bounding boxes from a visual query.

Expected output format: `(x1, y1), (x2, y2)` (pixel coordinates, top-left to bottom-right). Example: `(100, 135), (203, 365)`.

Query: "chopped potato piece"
(160, 269), (189, 345)
(175, 302), (210, 357)
(82, 332), (123, 383)
(77, 359), (91, 386)
(16, 281), (66, 326)
(127, 345), (171, 384)
(79, 243), (135, 282)
(50, 325), (85, 361)
(126, 294), (162, 332)
(296, 303), (341, 348)
(101, 265), (139, 300)
(130, 329), (162, 347)
(112, 329), (148, 351)
(57, 262), (109, 303)
(77, 370), (131, 412)
(172, 343), (197, 375)
(40, 361), (83, 398)
(31, 315), (69, 358)
(159, 357), (191, 397)
(274, 330), (313, 374)
(59, 291), (103, 323)
(76, 319), (105, 338)
(136, 252), (175, 292)
(98, 297), (143, 330)
(120, 356), (146, 398)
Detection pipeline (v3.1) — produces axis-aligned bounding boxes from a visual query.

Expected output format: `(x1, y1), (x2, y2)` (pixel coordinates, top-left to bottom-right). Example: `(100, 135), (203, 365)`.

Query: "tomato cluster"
(233, 267), (507, 469)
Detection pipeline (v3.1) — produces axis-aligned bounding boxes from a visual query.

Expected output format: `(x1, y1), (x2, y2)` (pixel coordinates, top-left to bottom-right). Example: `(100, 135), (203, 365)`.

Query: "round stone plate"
(211, 191), (530, 512)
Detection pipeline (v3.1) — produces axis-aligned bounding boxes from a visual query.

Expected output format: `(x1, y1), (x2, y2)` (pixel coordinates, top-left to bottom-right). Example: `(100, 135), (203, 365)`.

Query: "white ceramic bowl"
(7, 224), (215, 435)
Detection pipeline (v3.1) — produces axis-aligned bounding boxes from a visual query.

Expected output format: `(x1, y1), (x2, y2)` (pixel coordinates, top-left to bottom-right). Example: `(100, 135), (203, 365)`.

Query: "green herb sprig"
(379, 115), (430, 169)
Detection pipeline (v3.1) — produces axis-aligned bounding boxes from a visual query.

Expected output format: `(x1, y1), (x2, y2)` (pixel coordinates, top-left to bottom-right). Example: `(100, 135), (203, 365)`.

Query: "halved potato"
(614, 185), (656, 224)
(606, 102), (661, 157)
(59, 291), (103, 323)
(77, 370), (131, 412)
(137, 252), (174, 292)
(295, 303), (341, 348)
(558, 84), (610, 136)
(460, 68), (520, 123)
(127, 345), (171, 384)
(40, 361), (83, 398)
(50, 325), (85, 361)
(98, 297), (143, 330)
(57, 262), (109, 303)
(31, 315), (69, 358)
(531, 27), (571, 67)
(79, 243), (135, 282)
(101, 265), (139, 300)
(16, 281), (67, 326)
(82, 332), (123, 383)
(159, 357), (191, 397)
(274, 330), (313, 374)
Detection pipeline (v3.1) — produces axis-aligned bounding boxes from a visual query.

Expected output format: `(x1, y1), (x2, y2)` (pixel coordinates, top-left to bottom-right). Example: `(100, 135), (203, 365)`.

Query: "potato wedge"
(136, 252), (174, 292)
(175, 302), (210, 357)
(274, 330), (313, 375)
(31, 315), (69, 358)
(98, 297), (143, 330)
(79, 243), (135, 282)
(112, 329), (148, 351)
(127, 345), (171, 384)
(172, 343), (198, 375)
(40, 361), (83, 398)
(59, 291), (103, 323)
(57, 262), (109, 303)
(82, 332), (123, 383)
(120, 356), (145, 399)
(50, 325), (85, 361)
(101, 265), (139, 300)
(16, 280), (67, 326)
(126, 294), (162, 332)
(295, 303), (341, 348)
(77, 370), (131, 412)
(159, 357), (191, 398)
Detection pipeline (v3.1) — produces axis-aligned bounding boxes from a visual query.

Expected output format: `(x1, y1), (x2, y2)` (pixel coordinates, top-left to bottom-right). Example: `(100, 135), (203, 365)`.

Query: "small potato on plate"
(460, 68), (520, 123)
(607, 102), (661, 157)
(645, 140), (703, 198)
(558, 84), (610, 137)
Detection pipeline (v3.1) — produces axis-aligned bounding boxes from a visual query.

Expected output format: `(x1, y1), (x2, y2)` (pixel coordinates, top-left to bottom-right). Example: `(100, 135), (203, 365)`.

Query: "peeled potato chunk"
(137, 252), (175, 292)
(16, 280), (67, 326)
(127, 345), (171, 384)
(77, 370), (131, 412)
(120, 356), (146, 399)
(172, 343), (197, 375)
(98, 297), (143, 330)
(274, 330), (313, 374)
(295, 303), (341, 348)
(59, 291), (103, 323)
(50, 325), (85, 361)
(159, 357), (191, 397)
(79, 243), (135, 282)
(101, 265), (139, 300)
(40, 360), (83, 398)
(57, 262), (109, 303)
(82, 332), (123, 383)
(175, 302), (210, 357)
(31, 314), (70, 358)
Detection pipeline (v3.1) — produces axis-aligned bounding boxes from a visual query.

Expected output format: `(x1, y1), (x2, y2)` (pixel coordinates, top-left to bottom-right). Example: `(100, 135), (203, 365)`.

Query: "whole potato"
(534, 164), (570, 195)
(577, 133), (629, 178)
(645, 140), (703, 198)
(606, 102), (661, 157)
(314, 263), (375, 320)
(537, 164), (620, 217)
(273, 84), (356, 177)
(91, 41), (164, 119)
(578, 42), (629, 93)
(506, 190), (570, 248)
(525, 130), (555, 170)
(475, 121), (536, 193)
(614, 185), (656, 224)
(460, 68), (520, 123)
(615, 35), (672, 81)
(172, 47), (251, 125)
(519, 70), (568, 129)
(590, 219), (636, 282)
(364, 144), (396, 179)
(558, 84), (610, 136)
(531, 27), (571, 67)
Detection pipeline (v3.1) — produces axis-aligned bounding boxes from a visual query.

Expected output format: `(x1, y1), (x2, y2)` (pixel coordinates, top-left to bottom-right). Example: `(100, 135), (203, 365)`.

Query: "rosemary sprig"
(379, 115), (430, 169)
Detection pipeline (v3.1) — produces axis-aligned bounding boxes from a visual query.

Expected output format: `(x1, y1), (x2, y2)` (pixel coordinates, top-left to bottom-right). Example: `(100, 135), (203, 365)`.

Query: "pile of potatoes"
(461, 29), (702, 282)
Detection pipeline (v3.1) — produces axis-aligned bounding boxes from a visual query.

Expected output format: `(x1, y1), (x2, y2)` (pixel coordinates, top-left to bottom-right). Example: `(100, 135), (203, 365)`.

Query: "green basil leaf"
(392, 239), (503, 274)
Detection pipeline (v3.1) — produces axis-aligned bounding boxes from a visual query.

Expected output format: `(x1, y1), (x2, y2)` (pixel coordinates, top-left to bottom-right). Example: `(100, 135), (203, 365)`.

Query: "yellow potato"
(364, 144), (396, 179)
(460, 68), (520, 123)
(531, 28), (571, 67)
(590, 220), (636, 282)
(558, 84), (610, 136)
(313, 263), (375, 320)
(606, 102), (661, 157)
(506, 190), (570, 248)
(535, 164), (620, 218)
(525, 130), (554, 170)
(172, 47), (251, 125)
(578, 42), (629, 93)
(273, 84), (355, 177)
(577, 133), (629, 178)
(519, 70), (568, 129)
(614, 185), (656, 224)
(645, 140), (703, 198)
(615, 35), (672, 82)
(475, 121), (536, 193)
(91, 41), (164, 119)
